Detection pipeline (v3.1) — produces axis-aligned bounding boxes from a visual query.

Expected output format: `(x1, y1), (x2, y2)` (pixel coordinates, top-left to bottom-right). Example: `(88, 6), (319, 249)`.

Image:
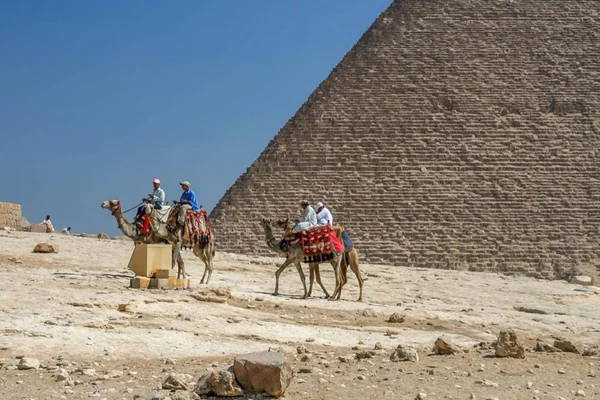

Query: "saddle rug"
(183, 208), (212, 246)
(301, 225), (340, 263)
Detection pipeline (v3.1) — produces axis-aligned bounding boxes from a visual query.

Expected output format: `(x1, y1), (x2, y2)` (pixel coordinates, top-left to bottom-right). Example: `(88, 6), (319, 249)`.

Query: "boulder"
(17, 357), (40, 370)
(495, 331), (525, 358)
(554, 340), (580, 354)
(162, 373), (194, 390)
(533, 341), (560, 353)
(570, 275), (593, 286)
(33, 243), (58, 253)
(387, 312), (405, 323)
(390, 344), (419, 362)
(432, 337), (461, 355)
(29, 224), (48, 233)
(233, 351), (293, 397)
(195, 367), (243, 397)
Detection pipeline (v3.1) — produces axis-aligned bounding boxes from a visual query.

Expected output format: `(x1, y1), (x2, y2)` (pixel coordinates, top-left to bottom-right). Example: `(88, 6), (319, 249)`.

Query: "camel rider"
(136, 178), (165, 220)
(177, 181), (199, 226)
(315, 202), (333, 226)
(291, 200), (317, 233)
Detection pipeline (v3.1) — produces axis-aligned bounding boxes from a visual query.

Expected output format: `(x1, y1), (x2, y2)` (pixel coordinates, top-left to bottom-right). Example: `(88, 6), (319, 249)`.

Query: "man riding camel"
(176, 180), (199, 226)
(135, 178), (165, 222)
(292, 200), (317, 232)
(315, 202), (333, 226)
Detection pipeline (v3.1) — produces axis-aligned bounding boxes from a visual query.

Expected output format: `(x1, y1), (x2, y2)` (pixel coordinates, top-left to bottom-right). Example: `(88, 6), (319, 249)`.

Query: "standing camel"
(260, 218), (344, 300)
(143, 203), (215, 283)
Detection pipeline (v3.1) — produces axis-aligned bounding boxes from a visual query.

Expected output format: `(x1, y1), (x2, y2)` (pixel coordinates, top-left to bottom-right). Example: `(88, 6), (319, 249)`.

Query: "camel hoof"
(272, 292), (279, 297)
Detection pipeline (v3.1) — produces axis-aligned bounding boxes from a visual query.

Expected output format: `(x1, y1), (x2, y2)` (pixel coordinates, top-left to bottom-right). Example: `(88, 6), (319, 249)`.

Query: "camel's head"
(260, 218), (272, 227)
(101, 200), (121, 214)
(142, 202), (154, 215)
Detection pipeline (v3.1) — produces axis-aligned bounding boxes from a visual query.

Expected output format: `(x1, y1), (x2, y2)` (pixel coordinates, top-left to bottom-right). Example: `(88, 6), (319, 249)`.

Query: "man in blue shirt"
(177, 180), (199, 225)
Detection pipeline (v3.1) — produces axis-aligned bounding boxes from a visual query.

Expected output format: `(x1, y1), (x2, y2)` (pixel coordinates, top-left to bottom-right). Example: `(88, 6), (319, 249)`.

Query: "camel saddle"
(182, 208), (212, 246)
(281, 225), (343, 263)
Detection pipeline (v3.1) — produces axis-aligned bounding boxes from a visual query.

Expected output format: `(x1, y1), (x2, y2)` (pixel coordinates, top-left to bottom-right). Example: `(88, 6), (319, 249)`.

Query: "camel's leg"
(295, 262), (308, 299)
(172, 243), (184, 279)
(328, 255), (343, 301)
(273, 258), (295, 296)
(313, 264), (330, 299)
(196, 244), (214, 284)
(348, 249), (364, 302)
(307, 264), (315, 298)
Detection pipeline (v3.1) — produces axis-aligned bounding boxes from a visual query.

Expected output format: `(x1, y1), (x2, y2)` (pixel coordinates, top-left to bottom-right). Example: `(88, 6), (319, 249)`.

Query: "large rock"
(33, 243), (58, 253)
(554, 340), (580, 354)
(195, 367), (243, 397)
(495, 331), (525, 358)
(17, 357), (40, 370)
(432, 337), (461, 355)
(570, 275), (594, 286)
(233, 351), (293, 396)
(29, 224), (48, 233)
(162, 373), (194, 390)
(390, 344), (419, 362)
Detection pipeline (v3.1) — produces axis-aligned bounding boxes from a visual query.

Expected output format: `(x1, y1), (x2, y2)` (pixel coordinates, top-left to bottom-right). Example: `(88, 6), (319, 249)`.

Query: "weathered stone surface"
(554, 340), (580, 354)
(162, 373), (194, 390)
(195, 367), (243, 397)
(233, 351), (293, 396)
(390, 344), (419, 362)
(17, 357), (40, 370)
(28, 224), (48, 233)
(570, 276), (594, 286)
(33, 243), (58, 253)
(0, 202), (24, 230)
(387, 312), (405, 323)
(495, 331), (525, 359)
(432, 337), (461, 355)
(209, 0), (600, 280)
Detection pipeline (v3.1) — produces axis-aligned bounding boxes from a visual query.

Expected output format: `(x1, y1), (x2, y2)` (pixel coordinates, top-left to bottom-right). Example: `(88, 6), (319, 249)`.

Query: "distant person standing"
(61, 226), (71, 235)
(41, 215), (55, 232)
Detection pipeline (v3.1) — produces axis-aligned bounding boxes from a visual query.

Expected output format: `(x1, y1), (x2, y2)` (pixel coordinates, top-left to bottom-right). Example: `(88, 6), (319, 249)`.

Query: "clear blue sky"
(0, 0), (390, 236)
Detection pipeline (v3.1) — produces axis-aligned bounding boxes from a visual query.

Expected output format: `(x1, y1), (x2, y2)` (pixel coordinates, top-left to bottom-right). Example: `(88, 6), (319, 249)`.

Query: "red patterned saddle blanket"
(183, 209), (212, 246)
(300, 225), (343, 263)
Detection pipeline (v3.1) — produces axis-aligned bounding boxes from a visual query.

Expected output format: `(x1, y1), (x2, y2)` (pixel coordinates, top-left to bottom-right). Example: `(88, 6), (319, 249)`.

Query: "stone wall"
(0, 202), (24, 230)
(209, 0), (600, 279)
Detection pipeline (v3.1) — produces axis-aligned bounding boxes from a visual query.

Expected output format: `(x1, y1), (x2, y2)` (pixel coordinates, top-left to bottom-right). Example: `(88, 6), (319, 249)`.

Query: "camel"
(142, 203), (215, 283)
(275, 219), (363, 301)
(260, 218), (344, 300)
(100, 199), (167, 244)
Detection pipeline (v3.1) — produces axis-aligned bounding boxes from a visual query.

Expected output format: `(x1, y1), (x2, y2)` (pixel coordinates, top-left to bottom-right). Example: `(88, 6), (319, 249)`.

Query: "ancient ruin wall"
(0, 202), (24, 230)
(210, 0), (600, 279)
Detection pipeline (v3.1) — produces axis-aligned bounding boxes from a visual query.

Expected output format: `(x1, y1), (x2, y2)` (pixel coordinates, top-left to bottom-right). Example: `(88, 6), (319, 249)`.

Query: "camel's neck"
(262, 223), (284, 253)
(147, 211), (171, 240)
(113, 210), (137, 239)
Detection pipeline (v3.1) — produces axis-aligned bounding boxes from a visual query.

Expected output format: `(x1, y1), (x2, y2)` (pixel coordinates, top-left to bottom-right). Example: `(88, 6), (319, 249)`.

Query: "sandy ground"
(0, 231), (599, 400)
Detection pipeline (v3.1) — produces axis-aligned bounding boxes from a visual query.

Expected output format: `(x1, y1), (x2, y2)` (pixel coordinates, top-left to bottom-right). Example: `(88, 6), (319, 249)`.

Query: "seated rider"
(136, 178), (166, 221)
(315, 202), (333, 226)
(291, 200), (317, 233)
(176, 180), (199, 226)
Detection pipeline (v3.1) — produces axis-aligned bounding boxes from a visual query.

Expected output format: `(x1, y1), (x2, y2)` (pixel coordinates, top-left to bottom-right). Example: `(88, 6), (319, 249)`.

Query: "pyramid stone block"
(209, 0), (600, 279)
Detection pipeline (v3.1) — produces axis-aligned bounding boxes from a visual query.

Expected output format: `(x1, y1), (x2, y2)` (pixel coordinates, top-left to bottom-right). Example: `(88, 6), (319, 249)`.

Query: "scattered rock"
(374, 342), (383, 350)
(432, 337), (461, 355)
(233, 351), (293, 397)
(97, 232), (110, 239)
(361, 308), (378, 317)
(32, 243), (58, 253)
(338, 355), (354, 363)
(205, 367), (244, 397)
(162, 373), (194, 390)
(298, 367), (313, 374)
(575, 389), (586, 397)
(356, 350), (376, 360)
(495, 331), (525, 359)
(17, 357), (40, 370)
(554, 340), (580, 354)
(56, 368), (70, 381)
(390, 345), (419, 362)
(570, 276), (593, 286)
(387, 312), (405, 323)
(582, 347), (599, 357)
(533, 341), (561, 353)
(117, 303), (138, 312)
(416, 393), (427, 400)
(513, 306), (548, 314)
(296, 345), (308, 354)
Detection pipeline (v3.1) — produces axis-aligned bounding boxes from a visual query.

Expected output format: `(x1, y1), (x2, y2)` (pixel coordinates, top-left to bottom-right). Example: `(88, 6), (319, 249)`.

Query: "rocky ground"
(0, 231), (599, 400)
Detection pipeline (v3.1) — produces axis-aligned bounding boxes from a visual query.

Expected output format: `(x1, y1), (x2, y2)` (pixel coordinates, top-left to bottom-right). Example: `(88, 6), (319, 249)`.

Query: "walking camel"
(260, 218), (345, 301)
(275, 219), (364, 302)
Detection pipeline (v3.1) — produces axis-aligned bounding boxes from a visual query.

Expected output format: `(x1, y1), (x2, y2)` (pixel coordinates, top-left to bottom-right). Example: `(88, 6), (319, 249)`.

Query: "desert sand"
(0, 230), (599, 400)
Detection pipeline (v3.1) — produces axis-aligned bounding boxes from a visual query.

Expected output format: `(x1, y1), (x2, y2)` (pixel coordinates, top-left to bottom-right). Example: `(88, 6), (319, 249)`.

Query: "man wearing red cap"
(135, 178), (166, 223)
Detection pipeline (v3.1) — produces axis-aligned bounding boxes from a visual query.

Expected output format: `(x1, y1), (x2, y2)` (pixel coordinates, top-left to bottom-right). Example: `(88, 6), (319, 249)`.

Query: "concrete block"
(130, 276), (151, 289)
(154, 269), (177, 279)
(127, 243), (172, 277)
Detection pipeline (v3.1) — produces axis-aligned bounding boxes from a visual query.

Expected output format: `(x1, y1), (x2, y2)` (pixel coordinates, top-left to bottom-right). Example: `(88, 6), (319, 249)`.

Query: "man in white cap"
(135, 178), (166, 222)
(291, 200), (317, 232)
(148, 178), (166, 209)
(176, 181), (199, 226)
(315, 202), (333, 226)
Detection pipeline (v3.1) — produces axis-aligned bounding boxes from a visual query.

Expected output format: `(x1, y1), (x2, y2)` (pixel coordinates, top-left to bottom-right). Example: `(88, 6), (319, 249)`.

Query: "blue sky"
(0, 0), (390, 236)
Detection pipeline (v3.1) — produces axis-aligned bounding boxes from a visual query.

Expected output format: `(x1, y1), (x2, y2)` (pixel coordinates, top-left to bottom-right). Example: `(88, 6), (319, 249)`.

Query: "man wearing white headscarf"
(315, 202), (333, 226)
(291, 200), (317, 232)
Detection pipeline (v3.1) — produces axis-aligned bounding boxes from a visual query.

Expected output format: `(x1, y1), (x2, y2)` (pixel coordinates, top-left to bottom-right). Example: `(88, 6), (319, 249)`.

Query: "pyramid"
(210, 0), (600, 279)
